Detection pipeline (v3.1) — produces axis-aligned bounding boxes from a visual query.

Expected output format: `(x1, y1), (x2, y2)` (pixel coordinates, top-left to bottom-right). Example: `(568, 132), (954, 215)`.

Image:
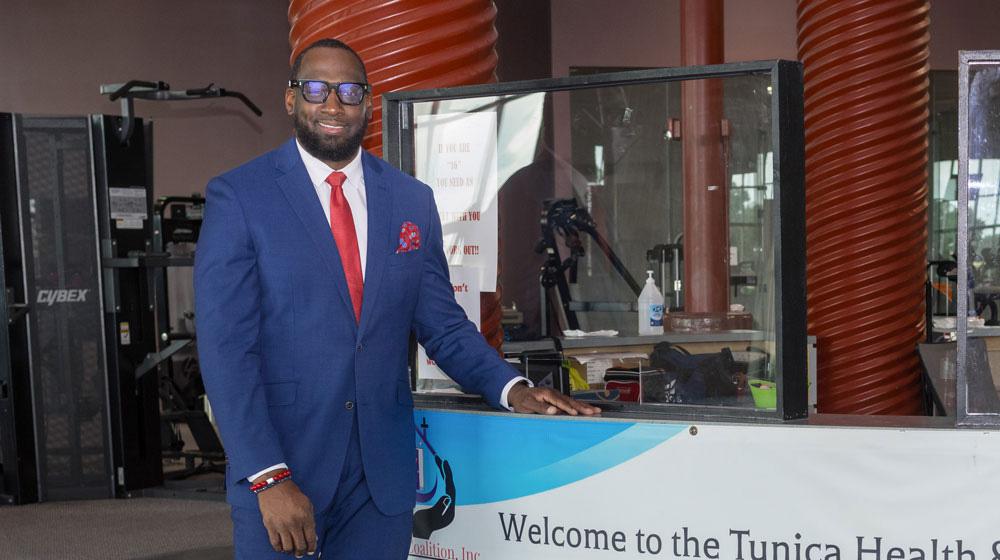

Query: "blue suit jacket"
(194, 139), (518, 515)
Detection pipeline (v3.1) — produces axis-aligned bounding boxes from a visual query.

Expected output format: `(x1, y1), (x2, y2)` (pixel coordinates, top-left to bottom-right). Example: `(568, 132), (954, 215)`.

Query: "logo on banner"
(414, 417), (456, 538)
(412, 417), (483, 559)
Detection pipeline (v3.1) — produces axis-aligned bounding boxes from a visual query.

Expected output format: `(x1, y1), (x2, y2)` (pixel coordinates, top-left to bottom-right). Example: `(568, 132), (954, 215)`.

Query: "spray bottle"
(638, 270), (665, 335)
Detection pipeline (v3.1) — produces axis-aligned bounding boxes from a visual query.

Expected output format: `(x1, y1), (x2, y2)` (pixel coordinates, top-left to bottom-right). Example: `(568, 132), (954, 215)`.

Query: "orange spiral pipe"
(287, 0), (504, 351)
(797, 0), (929, 414)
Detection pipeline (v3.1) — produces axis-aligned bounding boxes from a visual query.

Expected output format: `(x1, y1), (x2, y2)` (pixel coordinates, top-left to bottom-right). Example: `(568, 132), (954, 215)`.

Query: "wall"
(0, 1), (292, 198)
(551, 0), (1000, 77)
(496, 0), (552, 82)
(3, 1), (992, 200)
(929, 0), (1000, 70)
(546, 0), (1000, 200)
(550, 0), (800, 79)
(547, 0), (800, 227)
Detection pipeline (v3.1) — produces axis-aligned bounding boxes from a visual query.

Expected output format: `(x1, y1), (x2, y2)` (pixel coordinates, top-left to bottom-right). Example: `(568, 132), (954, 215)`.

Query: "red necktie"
(326, 171), (363, 322)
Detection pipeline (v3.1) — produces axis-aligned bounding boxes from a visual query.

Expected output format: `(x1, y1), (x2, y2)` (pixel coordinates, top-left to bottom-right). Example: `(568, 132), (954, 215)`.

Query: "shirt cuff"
(248, 463), (288, 483)
(500, 376), (533, 411)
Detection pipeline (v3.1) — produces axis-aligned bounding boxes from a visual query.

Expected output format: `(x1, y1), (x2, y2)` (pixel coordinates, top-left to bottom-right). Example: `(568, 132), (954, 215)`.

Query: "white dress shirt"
(249, 144), (527, 483)
(297, 141), (368, 279)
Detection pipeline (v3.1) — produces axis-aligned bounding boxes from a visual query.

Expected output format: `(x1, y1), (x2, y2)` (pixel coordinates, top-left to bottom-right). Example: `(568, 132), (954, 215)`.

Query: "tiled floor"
(0, 496), (232, 559)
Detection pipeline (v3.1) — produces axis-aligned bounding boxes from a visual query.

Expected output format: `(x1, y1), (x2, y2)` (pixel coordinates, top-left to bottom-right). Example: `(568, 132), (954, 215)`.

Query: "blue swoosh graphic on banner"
(414, 411), (684, 505)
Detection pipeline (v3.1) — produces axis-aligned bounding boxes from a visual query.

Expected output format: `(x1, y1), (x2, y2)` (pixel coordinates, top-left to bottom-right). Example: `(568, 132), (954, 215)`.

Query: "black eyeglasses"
(288, 80), (370, 106)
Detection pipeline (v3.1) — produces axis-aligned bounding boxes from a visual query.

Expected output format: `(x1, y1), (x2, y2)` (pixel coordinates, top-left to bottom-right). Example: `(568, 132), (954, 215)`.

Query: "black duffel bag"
(648, 341), (738, 404)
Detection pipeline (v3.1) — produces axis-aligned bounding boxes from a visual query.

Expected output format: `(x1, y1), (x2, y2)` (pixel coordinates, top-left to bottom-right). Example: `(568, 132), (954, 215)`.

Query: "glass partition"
(383, 61), (806, 420)
(958, 51), (1000, 425)
(927, 70), (959, 322)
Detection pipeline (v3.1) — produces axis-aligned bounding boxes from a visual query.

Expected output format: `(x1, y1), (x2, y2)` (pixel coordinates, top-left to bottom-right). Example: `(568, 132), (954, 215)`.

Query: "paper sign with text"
(416, 267), (481, 382)
(414, 112), (498, 291)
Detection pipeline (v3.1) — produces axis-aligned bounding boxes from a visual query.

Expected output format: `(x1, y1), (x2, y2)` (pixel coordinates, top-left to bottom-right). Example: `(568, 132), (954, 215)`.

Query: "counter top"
(504, 331), (816, 354)
(412, 393), (959, 430)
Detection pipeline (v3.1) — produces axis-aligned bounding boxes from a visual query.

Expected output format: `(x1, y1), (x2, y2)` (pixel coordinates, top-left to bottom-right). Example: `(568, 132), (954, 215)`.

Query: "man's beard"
(294, 111), (367, 164)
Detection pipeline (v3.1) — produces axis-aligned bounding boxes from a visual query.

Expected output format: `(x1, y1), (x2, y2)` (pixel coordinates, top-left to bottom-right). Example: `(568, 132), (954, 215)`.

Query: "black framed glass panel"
(383, 61), (806, 421)
(958, 51), (1000, 425)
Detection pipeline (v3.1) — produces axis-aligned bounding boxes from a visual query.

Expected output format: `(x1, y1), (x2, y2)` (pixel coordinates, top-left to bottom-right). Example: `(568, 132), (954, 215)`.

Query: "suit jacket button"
(356, 344), (362, 351)
(345, 401), (355, 410)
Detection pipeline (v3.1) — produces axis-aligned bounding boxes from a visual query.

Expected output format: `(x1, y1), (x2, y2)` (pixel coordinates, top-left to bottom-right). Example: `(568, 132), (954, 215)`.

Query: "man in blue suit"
(194, 38), (599, 559)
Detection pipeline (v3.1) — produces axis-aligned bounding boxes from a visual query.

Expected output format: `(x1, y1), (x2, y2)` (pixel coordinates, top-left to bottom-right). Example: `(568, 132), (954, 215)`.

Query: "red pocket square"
(396, 221), (421, 253)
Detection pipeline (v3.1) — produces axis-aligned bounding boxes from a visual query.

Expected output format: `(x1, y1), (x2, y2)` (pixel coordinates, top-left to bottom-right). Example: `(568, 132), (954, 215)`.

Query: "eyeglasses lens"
(301, 81), (329, 103)
(299, 81), (365, 105)
(335, 83), (365, 105)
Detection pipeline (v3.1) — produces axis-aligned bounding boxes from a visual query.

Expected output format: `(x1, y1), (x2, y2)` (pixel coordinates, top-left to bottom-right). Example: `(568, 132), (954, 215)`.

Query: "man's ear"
(284, 88), (296, 115)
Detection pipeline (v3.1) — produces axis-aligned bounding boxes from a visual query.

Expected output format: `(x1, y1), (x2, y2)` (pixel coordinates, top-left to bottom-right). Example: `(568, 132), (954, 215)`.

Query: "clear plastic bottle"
(638, 270), (665, 335)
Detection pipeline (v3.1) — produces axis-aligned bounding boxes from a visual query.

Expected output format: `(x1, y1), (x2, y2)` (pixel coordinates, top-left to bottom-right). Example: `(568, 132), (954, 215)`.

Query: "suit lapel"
(274, 140), (357, 334)
(358, 151), (391, 335)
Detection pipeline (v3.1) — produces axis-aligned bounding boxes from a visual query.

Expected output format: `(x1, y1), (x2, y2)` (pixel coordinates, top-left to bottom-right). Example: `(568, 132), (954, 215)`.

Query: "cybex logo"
(36, 289), (89, 306)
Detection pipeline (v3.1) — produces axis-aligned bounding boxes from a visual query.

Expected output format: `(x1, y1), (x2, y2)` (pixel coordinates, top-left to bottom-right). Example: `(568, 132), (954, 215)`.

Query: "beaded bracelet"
(250, 469), (292, 494)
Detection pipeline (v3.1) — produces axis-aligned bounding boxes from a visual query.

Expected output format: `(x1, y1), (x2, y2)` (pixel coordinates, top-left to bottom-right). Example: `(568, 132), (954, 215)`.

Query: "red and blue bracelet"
(250, 469), (292, 494)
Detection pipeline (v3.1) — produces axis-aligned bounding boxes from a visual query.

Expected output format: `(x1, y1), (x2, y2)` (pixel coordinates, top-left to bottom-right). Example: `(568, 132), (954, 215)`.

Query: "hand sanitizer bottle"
(638, 270), (665, 335)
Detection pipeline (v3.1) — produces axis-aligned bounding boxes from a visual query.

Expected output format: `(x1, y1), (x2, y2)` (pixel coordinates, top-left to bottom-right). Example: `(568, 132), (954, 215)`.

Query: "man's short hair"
(289, 38), (369, 83)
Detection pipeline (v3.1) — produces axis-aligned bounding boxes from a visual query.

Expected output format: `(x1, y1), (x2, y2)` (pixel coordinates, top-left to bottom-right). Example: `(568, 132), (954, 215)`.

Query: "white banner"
(411, 410), (1000, 560)
(414, 112), (499, 291)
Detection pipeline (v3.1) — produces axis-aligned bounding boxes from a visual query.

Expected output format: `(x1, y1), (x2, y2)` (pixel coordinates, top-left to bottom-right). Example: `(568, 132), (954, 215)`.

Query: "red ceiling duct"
(797, 0), (930, 414)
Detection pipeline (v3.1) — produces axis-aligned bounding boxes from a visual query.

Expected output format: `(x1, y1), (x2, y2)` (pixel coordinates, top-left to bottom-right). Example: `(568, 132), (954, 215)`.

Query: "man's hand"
(254, 470), (317, 557)
(507, 382), (601, 416)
